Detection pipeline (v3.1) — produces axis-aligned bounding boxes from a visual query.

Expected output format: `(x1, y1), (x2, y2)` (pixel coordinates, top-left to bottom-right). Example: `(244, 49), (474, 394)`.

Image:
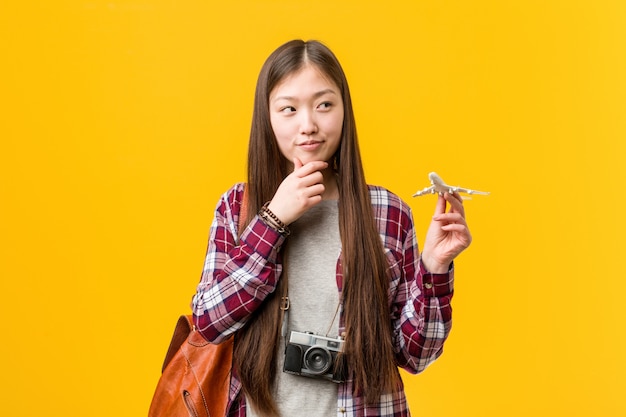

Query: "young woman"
(191, 39), (472, 417)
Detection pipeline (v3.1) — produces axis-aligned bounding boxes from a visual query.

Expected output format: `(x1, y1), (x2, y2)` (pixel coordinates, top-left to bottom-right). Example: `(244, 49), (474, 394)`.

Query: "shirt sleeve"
(388, 196), (454, 374)
(191, 184), (287, 343)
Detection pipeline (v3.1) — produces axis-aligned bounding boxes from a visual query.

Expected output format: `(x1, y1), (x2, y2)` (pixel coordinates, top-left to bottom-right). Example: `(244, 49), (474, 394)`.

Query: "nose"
(299, 109), (318, 135)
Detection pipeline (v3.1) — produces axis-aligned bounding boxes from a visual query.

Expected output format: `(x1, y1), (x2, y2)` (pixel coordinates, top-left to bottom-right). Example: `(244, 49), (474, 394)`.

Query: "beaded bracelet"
(258, 209), (276, 229)
(259, 210), (290, 236)
(259, 202), (291, 236)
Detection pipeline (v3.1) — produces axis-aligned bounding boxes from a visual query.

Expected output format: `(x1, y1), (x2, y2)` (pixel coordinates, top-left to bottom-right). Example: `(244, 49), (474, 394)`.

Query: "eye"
(280, 106), (296, 114)
(318, 102), (332, 111)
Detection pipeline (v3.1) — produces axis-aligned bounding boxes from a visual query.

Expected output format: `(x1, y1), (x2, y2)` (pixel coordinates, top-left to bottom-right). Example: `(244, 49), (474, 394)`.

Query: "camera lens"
(303, 346), (332, 375)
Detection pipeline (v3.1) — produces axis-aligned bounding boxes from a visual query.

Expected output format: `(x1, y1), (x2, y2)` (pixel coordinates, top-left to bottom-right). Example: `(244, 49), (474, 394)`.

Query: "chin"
(300, 155), (333, 165)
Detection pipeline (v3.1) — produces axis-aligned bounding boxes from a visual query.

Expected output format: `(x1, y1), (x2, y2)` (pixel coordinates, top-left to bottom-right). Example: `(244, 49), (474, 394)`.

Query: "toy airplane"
(413, 172), (490, 198)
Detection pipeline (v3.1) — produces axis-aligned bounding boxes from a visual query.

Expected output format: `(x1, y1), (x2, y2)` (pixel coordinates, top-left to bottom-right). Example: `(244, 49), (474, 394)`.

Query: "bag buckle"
(280, 296), (290, 311)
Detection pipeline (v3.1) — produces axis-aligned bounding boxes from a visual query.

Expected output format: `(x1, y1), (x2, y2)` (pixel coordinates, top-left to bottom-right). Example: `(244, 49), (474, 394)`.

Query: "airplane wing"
(412, 185), (436, 197)
(448, 186), (490, 196)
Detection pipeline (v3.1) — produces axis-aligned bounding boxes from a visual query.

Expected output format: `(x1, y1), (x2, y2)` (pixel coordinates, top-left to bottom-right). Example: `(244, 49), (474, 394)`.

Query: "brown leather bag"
(149, 188), (247, 417)
(148, 315), (233, 417)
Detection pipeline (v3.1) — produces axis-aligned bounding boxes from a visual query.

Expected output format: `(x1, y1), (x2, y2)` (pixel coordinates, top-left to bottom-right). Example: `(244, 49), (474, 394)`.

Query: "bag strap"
(161, 315), (193, 372)
(161, 185), (248, 372)
(235, 184), (289, 337)
(239, 184), (248, 237)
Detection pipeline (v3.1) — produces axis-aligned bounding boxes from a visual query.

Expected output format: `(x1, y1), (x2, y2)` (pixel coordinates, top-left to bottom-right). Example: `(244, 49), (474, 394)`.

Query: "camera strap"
(324, 301), (342, 338)
(279, 289), (342, 340)
(279, 250), (290, 340)
(277, 245), (342, 341)
(280, 293), (290, 339)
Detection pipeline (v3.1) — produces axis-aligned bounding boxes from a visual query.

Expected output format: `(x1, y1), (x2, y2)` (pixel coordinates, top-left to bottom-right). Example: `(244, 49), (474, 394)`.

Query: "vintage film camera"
(283, 330), (347, 383)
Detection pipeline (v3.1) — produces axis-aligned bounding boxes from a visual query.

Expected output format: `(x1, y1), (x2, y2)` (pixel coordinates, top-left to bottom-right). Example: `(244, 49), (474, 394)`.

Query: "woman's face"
(269, 64), (344, 168)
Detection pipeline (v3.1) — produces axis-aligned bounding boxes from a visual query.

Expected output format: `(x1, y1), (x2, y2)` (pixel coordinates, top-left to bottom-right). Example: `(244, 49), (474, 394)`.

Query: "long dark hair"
(234, 39), (397, 415)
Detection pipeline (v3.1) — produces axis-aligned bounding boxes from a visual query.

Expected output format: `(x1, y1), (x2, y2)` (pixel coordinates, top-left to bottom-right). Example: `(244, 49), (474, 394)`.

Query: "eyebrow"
(272, 88), (338, 102)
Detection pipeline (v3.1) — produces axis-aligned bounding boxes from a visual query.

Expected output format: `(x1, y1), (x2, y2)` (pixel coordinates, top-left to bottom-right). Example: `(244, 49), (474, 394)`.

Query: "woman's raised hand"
(420, 192), (473, 274)
(267, 157), (328, 225)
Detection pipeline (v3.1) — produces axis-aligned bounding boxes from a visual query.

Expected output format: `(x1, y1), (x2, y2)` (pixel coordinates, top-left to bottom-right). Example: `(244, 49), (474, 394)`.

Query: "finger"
(449, 191), (464, 204)
(433, 193), (447, 217)
(299, 171), (325, 188)
(444, 191), (463, 206)
(300, 183), (326, 199)
(293, 157), (303, 172)
(440, 223), (469, 233)
(434, 212), (467, 225)
(444, 192), (466, 215)
(294, 160), (329, 177)
(440, 223), (472, 245)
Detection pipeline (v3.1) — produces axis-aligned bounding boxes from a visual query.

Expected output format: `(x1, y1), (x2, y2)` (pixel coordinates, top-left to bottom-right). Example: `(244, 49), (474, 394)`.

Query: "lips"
(297, 140), (324, 151)
(298, 140), (323, 146)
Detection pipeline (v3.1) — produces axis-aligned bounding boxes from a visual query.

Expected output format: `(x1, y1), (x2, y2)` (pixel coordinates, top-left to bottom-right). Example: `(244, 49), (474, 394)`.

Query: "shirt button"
(424, 282), (433, 289)
(339, 407), (346, 413)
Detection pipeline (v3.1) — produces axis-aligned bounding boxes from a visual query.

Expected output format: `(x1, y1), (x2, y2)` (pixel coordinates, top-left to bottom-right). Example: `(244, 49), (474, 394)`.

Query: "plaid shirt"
(192, 183), (454, 417)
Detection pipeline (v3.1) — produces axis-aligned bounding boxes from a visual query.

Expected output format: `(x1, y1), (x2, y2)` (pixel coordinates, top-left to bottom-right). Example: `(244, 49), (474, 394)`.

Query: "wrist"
(420, 255), (450, 274)
(259, 202), (291, 236)
(266, 201), (292, 226)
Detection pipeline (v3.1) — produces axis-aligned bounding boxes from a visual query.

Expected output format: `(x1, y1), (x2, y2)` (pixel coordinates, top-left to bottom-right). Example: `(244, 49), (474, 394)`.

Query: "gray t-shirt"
(247, 200), (341, 417)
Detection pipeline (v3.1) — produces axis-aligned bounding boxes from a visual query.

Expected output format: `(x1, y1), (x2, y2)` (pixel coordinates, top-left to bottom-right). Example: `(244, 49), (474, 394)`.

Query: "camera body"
(283, 330), (347, 383)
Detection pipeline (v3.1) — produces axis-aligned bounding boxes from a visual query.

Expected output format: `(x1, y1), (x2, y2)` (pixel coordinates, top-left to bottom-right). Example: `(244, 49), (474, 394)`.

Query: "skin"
(422, 192), (472, 273)
(267, 64), (341, 224)
(266, 63), (471, 274)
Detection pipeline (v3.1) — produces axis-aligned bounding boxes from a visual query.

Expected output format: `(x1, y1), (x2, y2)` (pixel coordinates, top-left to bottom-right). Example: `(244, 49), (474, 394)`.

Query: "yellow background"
(1, 1), (624, 416)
